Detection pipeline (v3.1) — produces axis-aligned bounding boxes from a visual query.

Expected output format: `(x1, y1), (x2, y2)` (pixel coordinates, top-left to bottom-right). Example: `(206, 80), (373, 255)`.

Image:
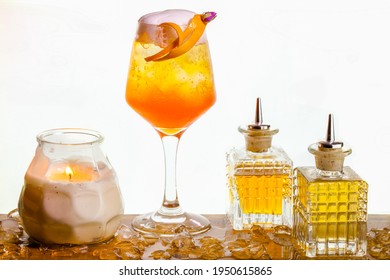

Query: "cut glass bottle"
(293, 114), (368, 257)
(227, 98), (293, 230)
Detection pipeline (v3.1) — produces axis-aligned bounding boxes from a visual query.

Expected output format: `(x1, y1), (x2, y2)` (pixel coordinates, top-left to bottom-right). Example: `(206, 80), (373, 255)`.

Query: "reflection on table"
(0, 213), (389, 260)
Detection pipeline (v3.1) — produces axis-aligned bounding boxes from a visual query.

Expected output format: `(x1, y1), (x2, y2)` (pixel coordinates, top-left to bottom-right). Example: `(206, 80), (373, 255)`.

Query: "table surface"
(1, 214), (389, 260)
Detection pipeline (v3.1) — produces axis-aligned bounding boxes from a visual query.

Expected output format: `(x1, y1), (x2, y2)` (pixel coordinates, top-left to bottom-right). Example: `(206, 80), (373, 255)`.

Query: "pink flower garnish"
(202, 12), (217, 23)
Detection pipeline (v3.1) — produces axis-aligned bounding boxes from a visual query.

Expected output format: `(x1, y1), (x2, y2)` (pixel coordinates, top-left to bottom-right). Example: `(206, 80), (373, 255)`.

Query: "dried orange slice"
(145, 12), (217, 62)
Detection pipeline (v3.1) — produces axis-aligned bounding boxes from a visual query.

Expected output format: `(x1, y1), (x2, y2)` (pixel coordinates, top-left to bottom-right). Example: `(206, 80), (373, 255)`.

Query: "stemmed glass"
(125, 9), (216, 236)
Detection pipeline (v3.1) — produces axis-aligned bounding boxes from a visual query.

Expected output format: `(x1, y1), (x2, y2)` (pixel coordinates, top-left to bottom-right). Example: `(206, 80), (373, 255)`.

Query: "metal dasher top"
(247, 97), (271, 130)
(318, 114), (344, 149)
(238, 98), (278, 153)
(309, 114), (352, 172)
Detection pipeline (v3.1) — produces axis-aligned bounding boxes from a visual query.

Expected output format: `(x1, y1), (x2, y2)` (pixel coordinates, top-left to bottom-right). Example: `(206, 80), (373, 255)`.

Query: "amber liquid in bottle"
(293, 167), (368, 257)
(228, 158), (292, 229)
(234, 172), (289, 215)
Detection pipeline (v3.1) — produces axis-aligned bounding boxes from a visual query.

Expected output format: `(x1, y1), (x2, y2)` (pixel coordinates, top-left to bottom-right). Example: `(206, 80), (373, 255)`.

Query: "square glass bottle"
(227, 98), (293, 230)
(293, 114), (368, 257)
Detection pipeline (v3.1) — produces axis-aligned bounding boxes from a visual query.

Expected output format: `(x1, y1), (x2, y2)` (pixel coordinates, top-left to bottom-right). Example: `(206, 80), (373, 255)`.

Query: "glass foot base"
(131, 211), (211, 237)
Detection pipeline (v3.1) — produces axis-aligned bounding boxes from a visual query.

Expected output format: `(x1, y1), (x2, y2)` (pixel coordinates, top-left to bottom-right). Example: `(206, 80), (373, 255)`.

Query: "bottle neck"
(245, 147), (273, 159)
(316, 169), (343, 178)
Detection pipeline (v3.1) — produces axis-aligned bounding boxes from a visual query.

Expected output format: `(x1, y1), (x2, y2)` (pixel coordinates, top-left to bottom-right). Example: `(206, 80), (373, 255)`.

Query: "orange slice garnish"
(161, 22), (185, 46)
(145, 22), (184, 62)
(145, 12), (217, 62)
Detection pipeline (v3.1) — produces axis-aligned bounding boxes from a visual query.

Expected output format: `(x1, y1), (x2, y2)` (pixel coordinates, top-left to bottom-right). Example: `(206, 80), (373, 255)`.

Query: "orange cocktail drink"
(126, 14), (216, 136)
(125, 10), (216, 236)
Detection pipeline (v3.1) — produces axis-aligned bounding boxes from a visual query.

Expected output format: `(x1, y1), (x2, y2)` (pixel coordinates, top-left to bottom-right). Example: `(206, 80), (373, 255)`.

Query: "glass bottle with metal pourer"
(293, 114), (368, 257)
(226, 98), (293, 230)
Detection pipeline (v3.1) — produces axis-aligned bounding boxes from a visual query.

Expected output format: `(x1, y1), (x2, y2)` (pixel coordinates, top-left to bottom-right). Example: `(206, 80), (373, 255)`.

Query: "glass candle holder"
(18, 128), (124, 245)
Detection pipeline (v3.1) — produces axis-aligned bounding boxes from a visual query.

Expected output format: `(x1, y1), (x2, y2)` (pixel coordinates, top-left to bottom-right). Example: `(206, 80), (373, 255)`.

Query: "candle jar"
(18, 128), (124, 245)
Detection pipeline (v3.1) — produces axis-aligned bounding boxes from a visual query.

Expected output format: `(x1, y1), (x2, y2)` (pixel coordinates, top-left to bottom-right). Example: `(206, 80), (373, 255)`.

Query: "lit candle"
(47, 163), (94, 182)
(18, 129), (124, 245)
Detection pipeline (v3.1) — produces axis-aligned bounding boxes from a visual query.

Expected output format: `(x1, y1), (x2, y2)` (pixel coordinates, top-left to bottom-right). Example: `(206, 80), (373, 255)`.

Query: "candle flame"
(65, 166), (73, 180)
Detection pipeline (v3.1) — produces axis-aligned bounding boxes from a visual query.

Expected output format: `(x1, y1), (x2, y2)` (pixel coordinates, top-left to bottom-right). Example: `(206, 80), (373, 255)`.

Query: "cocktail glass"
(125, 9), (217, 236)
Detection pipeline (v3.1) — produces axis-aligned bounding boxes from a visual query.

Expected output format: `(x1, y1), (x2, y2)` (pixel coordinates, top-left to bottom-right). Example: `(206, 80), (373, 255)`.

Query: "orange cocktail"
(125, 10), (216, 236)
(126, 12), (216, 136)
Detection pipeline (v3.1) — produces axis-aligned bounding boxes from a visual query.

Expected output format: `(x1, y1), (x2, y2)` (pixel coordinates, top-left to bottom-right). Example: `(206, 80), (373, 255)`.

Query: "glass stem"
(159, 135), (183, 216)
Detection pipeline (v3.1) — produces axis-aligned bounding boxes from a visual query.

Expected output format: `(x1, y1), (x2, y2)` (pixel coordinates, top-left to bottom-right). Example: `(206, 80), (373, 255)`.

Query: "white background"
(1, 0), (390, 215)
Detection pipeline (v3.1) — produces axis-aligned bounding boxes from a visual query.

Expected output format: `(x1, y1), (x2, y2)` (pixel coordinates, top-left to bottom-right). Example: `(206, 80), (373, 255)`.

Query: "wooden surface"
(1, 214), (389, 260)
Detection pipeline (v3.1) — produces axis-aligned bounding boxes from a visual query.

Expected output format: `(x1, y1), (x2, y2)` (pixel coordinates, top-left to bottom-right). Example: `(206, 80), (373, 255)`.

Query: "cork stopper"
(238, 98), (278, 153)
(308, 114), (351, 172)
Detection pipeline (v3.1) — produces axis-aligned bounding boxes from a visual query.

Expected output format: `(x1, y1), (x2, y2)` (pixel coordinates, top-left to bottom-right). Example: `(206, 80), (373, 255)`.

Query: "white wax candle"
(19, 161), (124, 244)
